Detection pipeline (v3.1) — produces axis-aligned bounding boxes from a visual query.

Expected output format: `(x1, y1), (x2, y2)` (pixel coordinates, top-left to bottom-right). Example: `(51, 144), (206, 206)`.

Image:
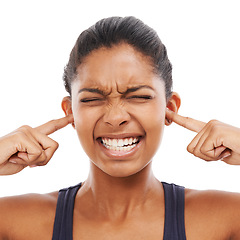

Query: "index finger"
(35, 114), (74, 135)
(166, 109), (206, 133)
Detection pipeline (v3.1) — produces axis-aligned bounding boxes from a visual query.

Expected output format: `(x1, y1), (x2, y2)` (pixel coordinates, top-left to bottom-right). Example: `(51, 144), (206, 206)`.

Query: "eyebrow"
(78, 85), (154, 96)
(78, 88), (107, 95)
(123, 85), (154, 94)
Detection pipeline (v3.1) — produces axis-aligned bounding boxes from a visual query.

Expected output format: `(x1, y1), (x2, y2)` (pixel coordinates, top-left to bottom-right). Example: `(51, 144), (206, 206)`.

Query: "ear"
(61, 96), (75, 128)
(165, 92), (181, 126)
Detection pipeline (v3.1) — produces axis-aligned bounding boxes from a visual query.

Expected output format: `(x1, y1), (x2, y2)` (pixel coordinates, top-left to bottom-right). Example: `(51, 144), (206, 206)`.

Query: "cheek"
(136, 101), (165, 131)
(139, 102), (166, 151)
(72, 107), (101, 153)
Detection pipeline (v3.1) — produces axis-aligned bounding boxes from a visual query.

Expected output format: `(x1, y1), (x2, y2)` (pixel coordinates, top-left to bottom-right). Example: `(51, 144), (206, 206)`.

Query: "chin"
(95, 160), (151, 178)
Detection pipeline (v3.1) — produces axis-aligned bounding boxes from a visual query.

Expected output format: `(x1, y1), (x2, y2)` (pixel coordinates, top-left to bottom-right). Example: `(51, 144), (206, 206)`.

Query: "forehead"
(74, 43), (161, 93)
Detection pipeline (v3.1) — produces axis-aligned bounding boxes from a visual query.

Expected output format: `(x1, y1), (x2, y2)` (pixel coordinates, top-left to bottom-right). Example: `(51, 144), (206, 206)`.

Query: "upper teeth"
(101, 137), (139, 147)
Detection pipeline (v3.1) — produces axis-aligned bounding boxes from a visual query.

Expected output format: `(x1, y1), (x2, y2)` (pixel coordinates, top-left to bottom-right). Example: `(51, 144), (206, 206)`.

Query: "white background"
(0, 0), (240, 197)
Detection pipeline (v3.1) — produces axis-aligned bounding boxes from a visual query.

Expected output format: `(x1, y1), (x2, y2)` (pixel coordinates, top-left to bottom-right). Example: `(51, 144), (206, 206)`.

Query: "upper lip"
(96, 133), (144, 140)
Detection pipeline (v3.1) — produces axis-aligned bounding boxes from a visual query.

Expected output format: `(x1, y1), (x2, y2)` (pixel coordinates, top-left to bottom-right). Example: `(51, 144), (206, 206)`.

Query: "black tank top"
(52, 182), (186, 240)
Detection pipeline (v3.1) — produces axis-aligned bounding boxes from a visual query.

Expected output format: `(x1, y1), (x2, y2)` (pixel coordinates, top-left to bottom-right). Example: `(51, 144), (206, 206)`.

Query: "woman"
(1, 16), (240, 239)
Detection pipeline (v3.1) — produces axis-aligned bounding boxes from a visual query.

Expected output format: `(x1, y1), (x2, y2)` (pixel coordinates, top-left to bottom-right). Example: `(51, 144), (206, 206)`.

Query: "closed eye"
(80, 98), (104, 103)
(127, 95), (153, 100)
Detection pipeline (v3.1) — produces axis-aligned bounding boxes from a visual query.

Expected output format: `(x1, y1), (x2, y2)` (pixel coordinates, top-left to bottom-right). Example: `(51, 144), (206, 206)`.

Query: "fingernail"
(9, 159), (17, 164)
(29, 165), (38, 168)
(220, 153), (231, 160)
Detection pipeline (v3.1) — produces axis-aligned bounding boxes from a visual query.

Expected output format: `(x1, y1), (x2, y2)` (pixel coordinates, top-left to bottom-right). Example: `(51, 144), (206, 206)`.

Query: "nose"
(103, 104), (131, 127)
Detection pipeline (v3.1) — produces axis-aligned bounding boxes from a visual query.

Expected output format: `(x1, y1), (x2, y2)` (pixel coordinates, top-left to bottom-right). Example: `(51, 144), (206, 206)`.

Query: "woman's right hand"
(0, 114), (74, 175)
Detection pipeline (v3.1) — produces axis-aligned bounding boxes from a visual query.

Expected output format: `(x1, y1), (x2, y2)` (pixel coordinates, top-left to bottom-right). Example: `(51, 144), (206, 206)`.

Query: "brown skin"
(0, 43), (240, 239)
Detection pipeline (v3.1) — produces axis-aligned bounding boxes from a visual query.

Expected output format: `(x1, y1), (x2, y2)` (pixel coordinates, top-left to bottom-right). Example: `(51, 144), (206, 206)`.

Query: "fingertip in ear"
(165, 92), (181, 126)
(165, 115), (172, 126)
(71, 122), (76, 129)
(61, 96), (75, 129)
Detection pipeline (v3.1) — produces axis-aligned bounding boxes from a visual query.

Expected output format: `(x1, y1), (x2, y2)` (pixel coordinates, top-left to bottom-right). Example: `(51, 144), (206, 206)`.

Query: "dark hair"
(63, 16), (172, 99)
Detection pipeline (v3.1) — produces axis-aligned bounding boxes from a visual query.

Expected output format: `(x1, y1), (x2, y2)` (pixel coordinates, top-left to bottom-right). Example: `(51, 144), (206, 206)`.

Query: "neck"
(80, 162), (163, 220)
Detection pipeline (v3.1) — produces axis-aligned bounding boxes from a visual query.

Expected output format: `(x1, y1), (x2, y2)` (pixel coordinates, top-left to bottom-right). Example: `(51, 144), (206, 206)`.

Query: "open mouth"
(100, 137), (141, 152)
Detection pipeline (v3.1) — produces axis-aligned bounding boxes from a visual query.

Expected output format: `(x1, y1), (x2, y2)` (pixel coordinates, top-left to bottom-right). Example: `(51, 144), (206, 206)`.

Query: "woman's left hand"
(166, 109), (240, 165)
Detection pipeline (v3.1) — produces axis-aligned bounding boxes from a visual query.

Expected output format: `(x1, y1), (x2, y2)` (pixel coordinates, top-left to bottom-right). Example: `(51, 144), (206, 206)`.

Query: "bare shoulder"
(185, 188), (240, 240)
(0, 191), (58, 240)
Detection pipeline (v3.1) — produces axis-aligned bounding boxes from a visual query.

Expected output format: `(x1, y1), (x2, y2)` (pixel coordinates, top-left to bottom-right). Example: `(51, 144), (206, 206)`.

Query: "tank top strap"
(52, 182), (82, 240)
(52, 182), (186, 240)
(162, 182), (186, 240)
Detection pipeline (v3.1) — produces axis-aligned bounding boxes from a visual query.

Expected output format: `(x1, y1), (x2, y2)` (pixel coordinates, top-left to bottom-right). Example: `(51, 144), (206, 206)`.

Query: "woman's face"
(65, 44), (174, 177)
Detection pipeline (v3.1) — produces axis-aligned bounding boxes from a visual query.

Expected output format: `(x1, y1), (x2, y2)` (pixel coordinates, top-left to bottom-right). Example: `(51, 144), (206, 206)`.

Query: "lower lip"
(97, 138), (143, 159)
